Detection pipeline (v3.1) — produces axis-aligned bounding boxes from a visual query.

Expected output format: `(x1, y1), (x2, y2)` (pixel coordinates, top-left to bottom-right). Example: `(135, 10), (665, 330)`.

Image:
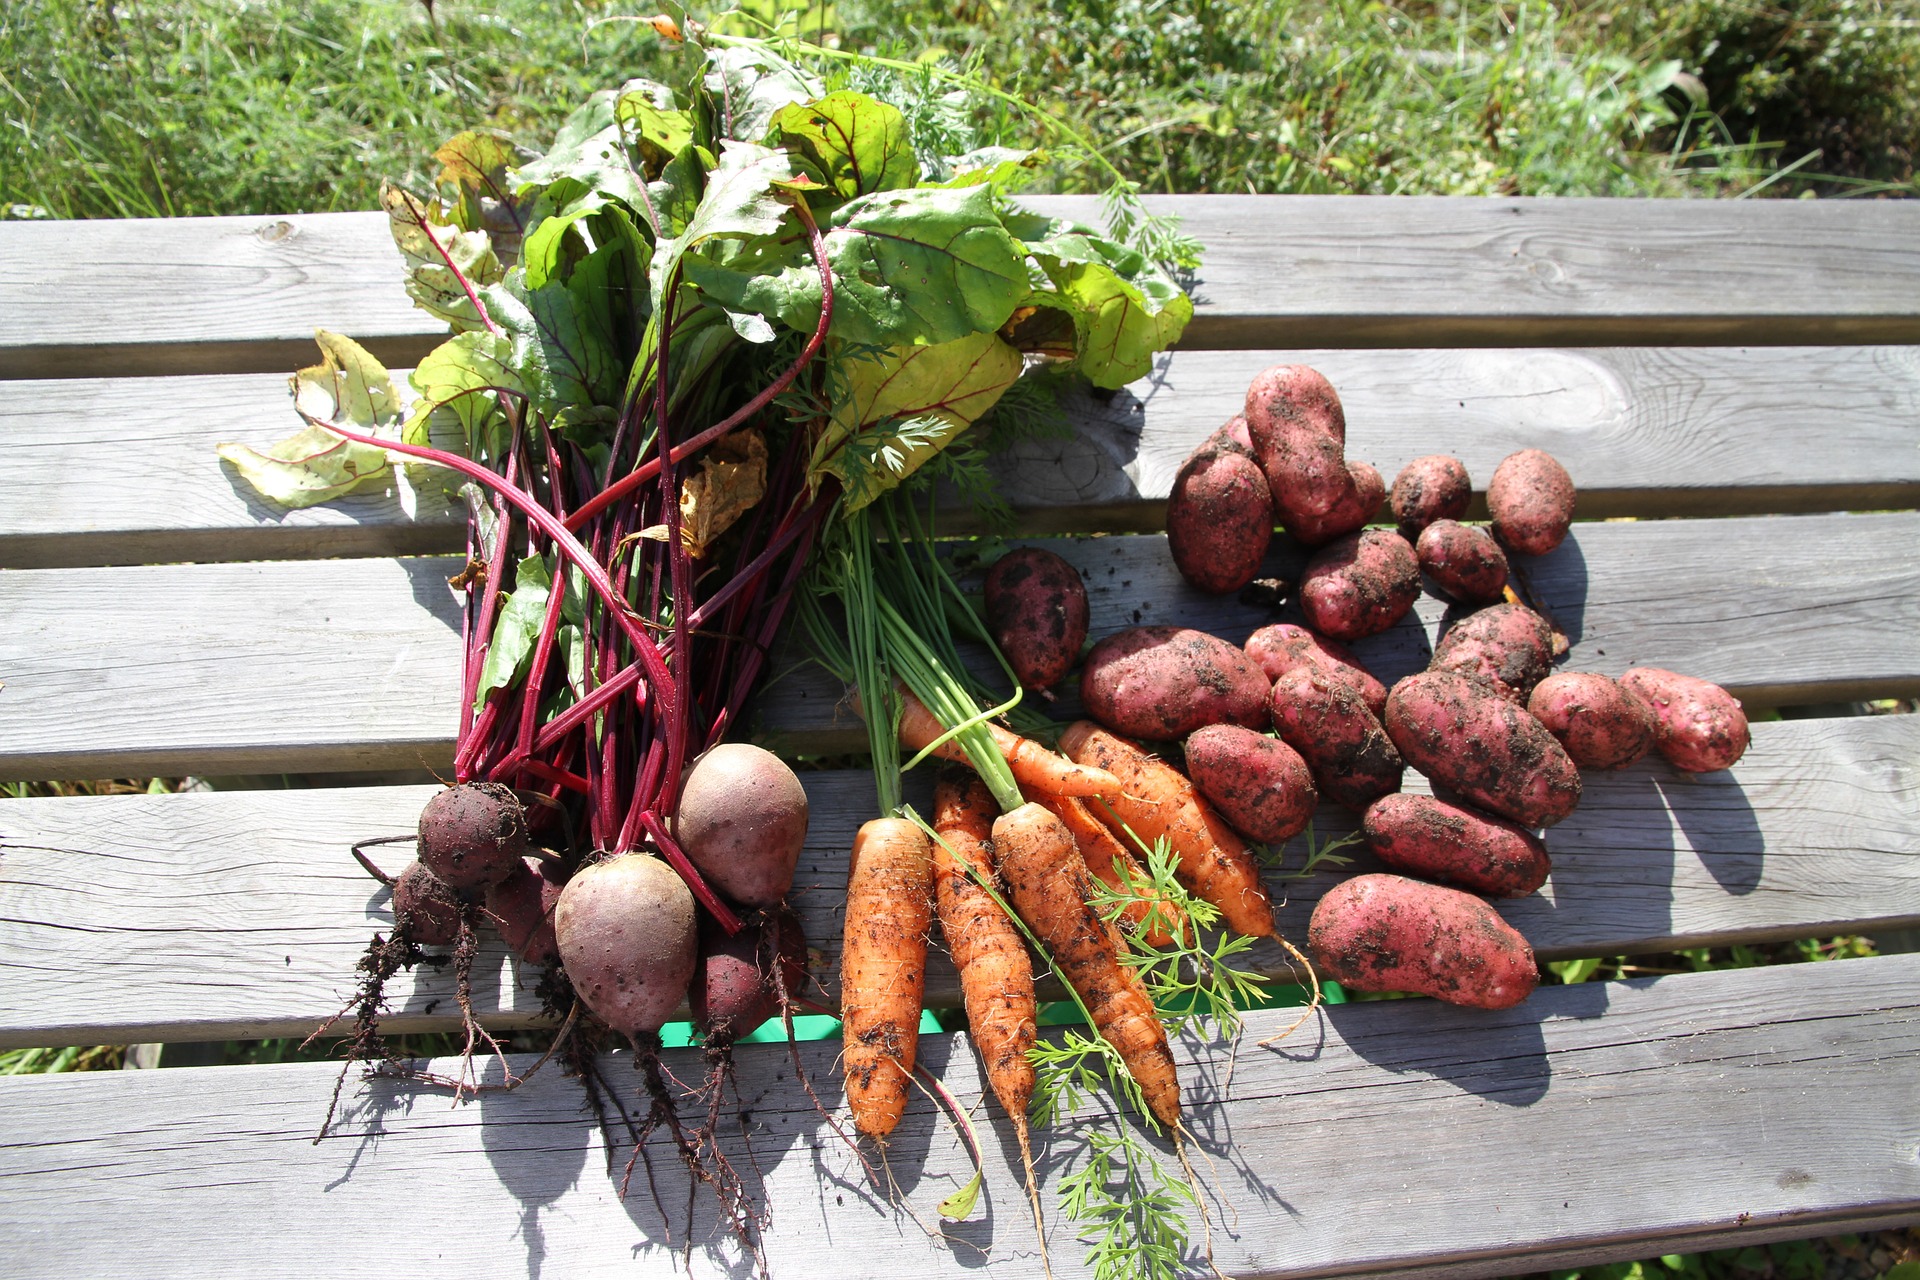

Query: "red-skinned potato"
(983, 546), (1089, 692)
(1287, 460), (1385, 547)
(1081, 626), (1271, 740)
(1245, 622), (1388, 719)
(1487, 449), (1575, 557)
(1620, 668), (1751, 772)
(1384, 671), (1583, 827)
(1202, 414), (1255, 456)
(1528, 672), (1657, 770)
(1390, 455), (1472, 540)
(1244, 365), (1375, 547)
(1300, 529), (1421, 641)
(1429, 602), (1554, 704)
(1183, 724), (1318, 843)
(1167, 444), (1274, 595)
(1269, 668), (1403, 813)
(1416, 519), (1509, 605)
(1362, 794), (1550, 898)
(674, 743), (809, 909)
(1308, 873), (1539, 1009)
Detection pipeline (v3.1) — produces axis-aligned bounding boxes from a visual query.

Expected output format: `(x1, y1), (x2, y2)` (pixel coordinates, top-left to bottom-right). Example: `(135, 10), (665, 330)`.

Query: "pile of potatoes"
(994, 364), (1753, 1012)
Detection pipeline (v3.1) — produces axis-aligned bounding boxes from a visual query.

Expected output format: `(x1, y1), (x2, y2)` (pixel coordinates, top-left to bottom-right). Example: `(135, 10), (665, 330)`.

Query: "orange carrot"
(1024, 784), (1188, 949)
(893, 686), (1120, 798)
(993, 801), (1181, 1130)
(1058, 721), (1276, 940)
(839, 816), (934, 1140)
(933, 772), (1038, 1128)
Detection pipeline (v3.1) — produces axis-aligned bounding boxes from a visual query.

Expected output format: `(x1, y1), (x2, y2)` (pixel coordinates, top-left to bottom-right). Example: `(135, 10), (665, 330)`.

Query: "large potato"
(1184, 724), (1317, 843)
(1244, 622), (1388, 719)
(1081, 626), (1271, 741)
(1244, 364), (1374, 547)
(1308, 873), (1538, 1009)
(1429, 602), (1554, 704)
(984, 546), (1089, 692)
(1167, 443), (1274, 595)
(1527, 672), (1657, 770)
(1361, 794), (1550, 898)
(1415, 519), (1509, 606)
(1384, 671), (1583, 827)
(1270, 668), (1404, 813)
(1487, 448), (1575, 557)
(1300, 529), (1421, 641)
(1620, 667), (1751, 772)
(1390, 455), (1471, 540)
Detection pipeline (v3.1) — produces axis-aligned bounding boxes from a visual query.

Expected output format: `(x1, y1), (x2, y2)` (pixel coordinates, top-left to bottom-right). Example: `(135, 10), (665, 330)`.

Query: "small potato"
(1487, 448), (1575, 557)
(1184, 724), (1318, 843)
(1167, 444), (1274, 595)
(1390, 455), (1471, 540)
(1308, 873), (1538, 1010)
(1362, 794), (1550, 898)
(1202, 414), (1255, 456)
(1384, 671), (1583, 827)
(1270, 668), (1403, 813)
(984, 546), (1089, 692)
(1081, 626), (1271, 741)
(1287, 459), (1385, 547)
(1244, 622), (1388, 719)
(1429, 602), (1554, 704)
(1416, 519), (1509, 605)
(1299, 529), (1421, 642)
(1528, 672), (1657, 770)
(1620, 667), (1751, 772)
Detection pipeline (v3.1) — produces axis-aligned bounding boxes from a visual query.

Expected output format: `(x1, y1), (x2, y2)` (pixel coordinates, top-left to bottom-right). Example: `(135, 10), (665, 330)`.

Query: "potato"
(674, 743), (809, 909)
(1299, 528), (1421, 642)
(1308, 873), (1539, 1009)
(1166, 443), (1274, 595)
(1527, 672), (1657, 770)
(1390, 455), (1471, 540)
(1081, 625), (1271, 741)
(1288, 459), (1386, 547)
(1429, 602), (1554, 704)
(1244, 622), (1388, 719)
(1384, 671), (1583, 827)
(1184, 724), (1318, 843)
(984, 546), (1089, 691)
(1361, 794), (1550, 898)
(1269, 668), (1404, 813)
(1244, 364), (1375, 547)
(1487, 448), (1575, 557)
(1415, 519), (1509, 605)
(1619, 667), (1751, 773)
(1202, 414), (1255, 456)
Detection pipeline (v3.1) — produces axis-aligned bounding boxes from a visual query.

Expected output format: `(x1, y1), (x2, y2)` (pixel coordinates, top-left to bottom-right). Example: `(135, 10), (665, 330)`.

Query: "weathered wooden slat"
(8, 198), (1920, 380)
(7, 346), (1917, 568)
(0, 716), (1913, 1049)
(2, 514), (1916, 781)
(1, 954), (1915, 1280)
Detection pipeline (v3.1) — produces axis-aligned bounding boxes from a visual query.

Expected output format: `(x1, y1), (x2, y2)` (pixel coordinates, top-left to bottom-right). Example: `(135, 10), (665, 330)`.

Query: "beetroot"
(674, 743), (809, 909)
(555, 853), (698, 1041)
(417, 782), (528, 891)
(483, 857), (563, 966)
(691, 909), (809, 1046)
(392, 860), (461, 947)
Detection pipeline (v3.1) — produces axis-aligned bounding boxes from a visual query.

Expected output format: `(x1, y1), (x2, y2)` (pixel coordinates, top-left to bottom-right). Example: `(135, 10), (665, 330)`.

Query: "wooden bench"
(1, 197), (1917, 1278)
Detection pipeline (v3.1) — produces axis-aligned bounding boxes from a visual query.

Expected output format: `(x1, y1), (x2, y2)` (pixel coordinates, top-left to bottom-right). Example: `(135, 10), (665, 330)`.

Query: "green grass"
(4, 0), (1915, 219)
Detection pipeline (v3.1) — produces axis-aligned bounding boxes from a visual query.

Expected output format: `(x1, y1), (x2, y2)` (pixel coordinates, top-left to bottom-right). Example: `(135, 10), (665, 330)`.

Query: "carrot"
(840, 816), (934, 1140)
(1023, 785), (1188, 949)
(933, 772), (1038, 1128)
(893, 685), (1120, 799)
(1057, 721), (1277, 940)
(993, 801), (1181, 1130)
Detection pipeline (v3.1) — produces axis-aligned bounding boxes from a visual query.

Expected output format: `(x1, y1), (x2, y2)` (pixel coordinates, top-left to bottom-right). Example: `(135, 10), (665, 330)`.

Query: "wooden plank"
(8, 198), (1920, 379)
(6, 346), (1917, 568)
(0, 212), (444, 380)
(0, 715), (1914, 1049)
(0, 372), (463, 569)
(2, 514), (1916, 781)
(0, 954), (1915, 1279)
